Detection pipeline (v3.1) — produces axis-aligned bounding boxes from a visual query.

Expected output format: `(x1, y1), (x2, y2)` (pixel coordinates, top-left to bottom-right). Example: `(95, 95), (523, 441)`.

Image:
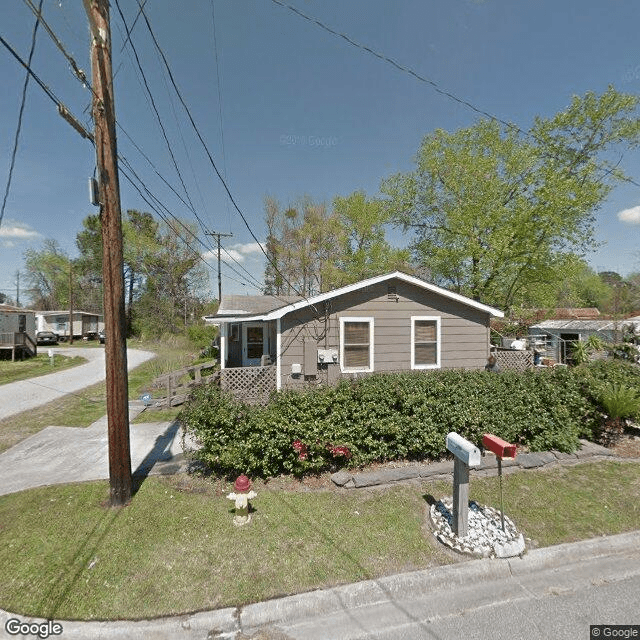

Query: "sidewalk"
(0, 402), (185, 496)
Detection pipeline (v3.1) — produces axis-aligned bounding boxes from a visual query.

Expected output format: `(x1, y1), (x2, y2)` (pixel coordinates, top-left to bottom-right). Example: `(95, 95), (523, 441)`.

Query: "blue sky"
(1, 0), (640, 305)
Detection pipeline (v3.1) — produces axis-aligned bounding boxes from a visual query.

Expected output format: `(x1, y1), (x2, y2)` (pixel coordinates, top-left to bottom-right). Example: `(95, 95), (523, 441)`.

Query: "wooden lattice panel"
(495, 350), (533, 372)
(220, 365), (277, 404)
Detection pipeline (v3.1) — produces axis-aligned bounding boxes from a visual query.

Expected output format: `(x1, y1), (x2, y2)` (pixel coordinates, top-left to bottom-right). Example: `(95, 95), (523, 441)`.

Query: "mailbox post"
(482, 434), (517, 531)
(446, 432), (481, 537)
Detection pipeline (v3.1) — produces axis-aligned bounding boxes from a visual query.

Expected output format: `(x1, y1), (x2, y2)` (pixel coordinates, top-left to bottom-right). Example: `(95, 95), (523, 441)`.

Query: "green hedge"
(180, 360), (639, 479)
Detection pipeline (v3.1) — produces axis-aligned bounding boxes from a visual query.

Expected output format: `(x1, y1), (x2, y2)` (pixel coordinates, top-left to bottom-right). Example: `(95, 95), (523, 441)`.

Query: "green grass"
(0, 477), (449, 620)
(0, 338), (194, 453)
(0, 354), (87, 386)
(0, 460), (638, 621)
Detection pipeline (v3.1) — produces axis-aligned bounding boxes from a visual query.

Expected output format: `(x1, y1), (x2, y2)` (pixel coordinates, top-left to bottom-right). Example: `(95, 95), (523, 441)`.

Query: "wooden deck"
(0, 332), (37, 361)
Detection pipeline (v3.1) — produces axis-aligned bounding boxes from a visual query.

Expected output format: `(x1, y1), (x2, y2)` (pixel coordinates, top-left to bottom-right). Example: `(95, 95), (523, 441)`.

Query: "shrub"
(599, 383), (640, 420)
(180, 359), (640, 479)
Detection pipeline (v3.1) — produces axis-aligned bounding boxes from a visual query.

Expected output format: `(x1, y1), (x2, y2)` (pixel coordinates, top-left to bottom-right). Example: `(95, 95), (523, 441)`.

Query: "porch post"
(276, 318), (281, 391)
(220, 323), (227, 370)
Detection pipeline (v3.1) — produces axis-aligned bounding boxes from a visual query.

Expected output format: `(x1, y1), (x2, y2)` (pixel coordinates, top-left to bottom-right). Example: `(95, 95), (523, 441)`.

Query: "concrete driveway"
(0, 346), (155, 420)
(0, 346), (189, 496)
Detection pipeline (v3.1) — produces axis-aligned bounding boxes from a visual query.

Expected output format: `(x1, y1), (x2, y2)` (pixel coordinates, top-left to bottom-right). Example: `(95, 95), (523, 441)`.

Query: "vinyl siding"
(278, 278), (491, 389)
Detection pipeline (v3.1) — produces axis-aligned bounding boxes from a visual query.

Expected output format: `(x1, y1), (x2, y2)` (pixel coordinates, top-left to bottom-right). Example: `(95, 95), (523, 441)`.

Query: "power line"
(22, 0), (89, 87)
(0, 20), (255, 295)
(0, 0), (43, 231)
(269, 0), (640, 192)
(112, 0), (200, 224)
(132, 0), (312, 303)
(209, 0), (232, 233)
(269, 0), (522, 136)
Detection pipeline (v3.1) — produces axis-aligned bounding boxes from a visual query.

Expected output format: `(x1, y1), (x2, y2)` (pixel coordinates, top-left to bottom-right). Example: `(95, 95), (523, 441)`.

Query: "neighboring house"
(204, 272), (504, 400)
(0, 305), (37, 360)
(528, 317), (640, 364)
(35, 310), (102, 340)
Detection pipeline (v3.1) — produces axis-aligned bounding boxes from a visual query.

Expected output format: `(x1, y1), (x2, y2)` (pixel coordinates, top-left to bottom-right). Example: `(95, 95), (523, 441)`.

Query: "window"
(411, 316), (440, 369)
(340, 317), (373, 372)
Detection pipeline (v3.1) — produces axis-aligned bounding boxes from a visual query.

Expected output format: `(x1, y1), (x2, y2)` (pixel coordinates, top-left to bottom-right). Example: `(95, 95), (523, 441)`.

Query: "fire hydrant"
(227, 475), (257, 526)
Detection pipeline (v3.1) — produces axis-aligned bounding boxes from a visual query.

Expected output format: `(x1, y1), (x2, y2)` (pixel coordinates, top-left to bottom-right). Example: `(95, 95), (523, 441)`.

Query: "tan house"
(205, 272), (504, 401)
(35, 310), (102, 341)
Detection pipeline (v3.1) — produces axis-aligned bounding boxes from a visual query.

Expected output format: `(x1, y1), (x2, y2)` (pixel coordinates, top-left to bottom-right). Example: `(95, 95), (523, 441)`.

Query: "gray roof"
(36, 310), (100, 316)
(216, 294), (303, 317)
(206, 272), (504, 324)
(530, 319), (640, 332)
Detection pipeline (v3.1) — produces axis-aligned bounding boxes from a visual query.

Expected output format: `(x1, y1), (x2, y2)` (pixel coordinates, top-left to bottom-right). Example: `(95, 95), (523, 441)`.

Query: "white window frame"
(411, 316), (441, 370)
(340, 317), (374, 373)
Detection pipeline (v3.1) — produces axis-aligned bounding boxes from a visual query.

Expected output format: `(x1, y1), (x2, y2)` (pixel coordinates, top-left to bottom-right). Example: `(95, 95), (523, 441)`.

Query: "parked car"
(36, 331), (59, 345)
(98, 330), (106, 344)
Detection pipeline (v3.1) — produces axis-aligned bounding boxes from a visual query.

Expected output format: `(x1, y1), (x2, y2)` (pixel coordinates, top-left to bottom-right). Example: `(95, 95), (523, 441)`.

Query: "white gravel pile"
(430, 498), (525, 558)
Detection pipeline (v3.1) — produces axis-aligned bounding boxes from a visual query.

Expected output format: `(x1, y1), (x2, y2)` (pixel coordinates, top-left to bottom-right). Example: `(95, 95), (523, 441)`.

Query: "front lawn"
(0, 460), (638, 620)
(0, 353), (86, 386)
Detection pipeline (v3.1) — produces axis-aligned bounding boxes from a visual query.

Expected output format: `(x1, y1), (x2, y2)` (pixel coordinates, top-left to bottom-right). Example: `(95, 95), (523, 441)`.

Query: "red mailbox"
(482, 434), (517, 460)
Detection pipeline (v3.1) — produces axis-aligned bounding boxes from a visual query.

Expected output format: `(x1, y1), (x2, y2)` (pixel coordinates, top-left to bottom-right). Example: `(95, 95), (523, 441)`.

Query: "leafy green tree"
(263, 195), (339, 295)
(23, 239), (72, 310)
(262, 192), (409, 295)
(381, 87), (640, 311)
(132, 219), (209, 337)
(330, 191), (410, 287)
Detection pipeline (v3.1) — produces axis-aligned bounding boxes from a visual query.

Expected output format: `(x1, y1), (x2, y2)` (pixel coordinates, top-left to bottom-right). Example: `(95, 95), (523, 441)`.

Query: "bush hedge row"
(179, 360), (640, 479)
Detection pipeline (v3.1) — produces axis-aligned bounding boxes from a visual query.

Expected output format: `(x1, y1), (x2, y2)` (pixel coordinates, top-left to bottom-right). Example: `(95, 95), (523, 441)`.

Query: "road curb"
(1, 530), (638, 639)
(238, 529), (640, 631)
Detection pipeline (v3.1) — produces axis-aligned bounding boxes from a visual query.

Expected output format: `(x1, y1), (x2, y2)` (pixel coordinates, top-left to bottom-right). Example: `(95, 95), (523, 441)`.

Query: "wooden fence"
(149, 360), (219, 407)
(495, 349), (533, 372)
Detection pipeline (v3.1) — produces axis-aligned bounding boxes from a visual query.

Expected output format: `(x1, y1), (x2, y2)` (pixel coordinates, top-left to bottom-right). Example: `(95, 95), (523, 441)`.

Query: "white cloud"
(203, 241), (265, 265)
(229, 241), (265, 256)
(617, 206), (640, 224)
(223, 248), (244, 263)
(0, 220), (41, 240)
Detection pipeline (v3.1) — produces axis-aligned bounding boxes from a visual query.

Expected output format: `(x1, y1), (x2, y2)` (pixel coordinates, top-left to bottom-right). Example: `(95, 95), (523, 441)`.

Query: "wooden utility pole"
(85, 0), (132, 506)
(68, 262), (74, 345)
(205, 231), (233, 302)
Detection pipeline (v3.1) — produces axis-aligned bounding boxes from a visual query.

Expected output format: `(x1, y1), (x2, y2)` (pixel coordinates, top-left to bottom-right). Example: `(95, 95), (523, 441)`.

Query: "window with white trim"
(411, 316), (440, 369)
(340, 318), (374, 372)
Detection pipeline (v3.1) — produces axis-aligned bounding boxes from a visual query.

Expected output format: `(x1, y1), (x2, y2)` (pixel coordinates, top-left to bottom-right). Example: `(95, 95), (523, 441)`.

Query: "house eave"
(260, 271), (504, 320)
(204, 272), (504, 325)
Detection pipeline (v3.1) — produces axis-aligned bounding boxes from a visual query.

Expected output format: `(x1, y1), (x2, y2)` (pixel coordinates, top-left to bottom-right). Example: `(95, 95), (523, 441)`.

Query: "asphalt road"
(0, 346), (155, 419)
(260, 550), (640, 640)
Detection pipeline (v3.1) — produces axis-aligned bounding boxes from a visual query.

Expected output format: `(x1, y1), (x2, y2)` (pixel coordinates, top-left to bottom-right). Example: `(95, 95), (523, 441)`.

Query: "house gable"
(278, 276), (495, 389)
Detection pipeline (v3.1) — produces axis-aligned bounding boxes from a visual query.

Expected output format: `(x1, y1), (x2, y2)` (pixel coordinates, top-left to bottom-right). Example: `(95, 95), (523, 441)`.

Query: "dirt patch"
(609, 429), (640, 458)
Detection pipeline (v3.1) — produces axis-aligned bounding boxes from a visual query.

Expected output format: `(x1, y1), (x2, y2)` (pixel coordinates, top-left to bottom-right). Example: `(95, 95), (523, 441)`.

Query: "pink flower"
(293, 439), (308, 460)
(330, 445), (352, 459)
